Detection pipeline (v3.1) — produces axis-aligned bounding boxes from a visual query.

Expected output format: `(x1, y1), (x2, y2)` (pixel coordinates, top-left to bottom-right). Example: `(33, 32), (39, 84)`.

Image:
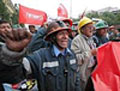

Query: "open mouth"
(61, 40), (68, 44)
(62, 41), (68, 43)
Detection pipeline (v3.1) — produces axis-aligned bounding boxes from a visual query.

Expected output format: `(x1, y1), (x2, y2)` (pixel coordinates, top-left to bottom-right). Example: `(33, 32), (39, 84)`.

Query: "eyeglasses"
(84, 26), (95, 30)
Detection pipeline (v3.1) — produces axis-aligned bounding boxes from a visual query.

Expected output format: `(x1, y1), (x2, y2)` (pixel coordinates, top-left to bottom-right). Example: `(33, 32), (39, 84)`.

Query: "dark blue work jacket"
(26, 45), (81, 91)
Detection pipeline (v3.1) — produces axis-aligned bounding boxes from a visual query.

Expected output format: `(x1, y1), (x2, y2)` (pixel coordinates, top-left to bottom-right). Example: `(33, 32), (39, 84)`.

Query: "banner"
(92, 42), (120, 91)
(57, 3), (68, 18)
(19, 5), (47, 25)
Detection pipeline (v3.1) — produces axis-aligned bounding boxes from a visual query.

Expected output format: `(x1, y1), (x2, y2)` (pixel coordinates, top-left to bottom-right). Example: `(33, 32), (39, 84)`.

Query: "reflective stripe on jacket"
(26, 45), (81, 91)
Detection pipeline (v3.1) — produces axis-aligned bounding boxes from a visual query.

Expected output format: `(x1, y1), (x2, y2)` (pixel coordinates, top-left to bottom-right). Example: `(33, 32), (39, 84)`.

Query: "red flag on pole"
(57, 3), (68, 18)
(92, 42), (120, 91)
(80, 8), (87, 19)
(19, 5), (47, 25)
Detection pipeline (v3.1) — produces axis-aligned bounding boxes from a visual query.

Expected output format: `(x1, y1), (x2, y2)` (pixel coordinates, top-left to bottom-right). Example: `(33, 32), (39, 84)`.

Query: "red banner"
(19, 5), (47, 25)
(57, 3), (68, 18)
(92, 42), (120, 91)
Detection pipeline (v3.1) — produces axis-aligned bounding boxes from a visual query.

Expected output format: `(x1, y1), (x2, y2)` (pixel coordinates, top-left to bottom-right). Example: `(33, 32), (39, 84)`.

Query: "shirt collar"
(53, 45), (72, 57)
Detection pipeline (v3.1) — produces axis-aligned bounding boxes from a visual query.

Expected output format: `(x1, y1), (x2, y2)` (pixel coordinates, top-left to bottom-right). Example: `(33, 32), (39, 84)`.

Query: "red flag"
(92, 42), (120, 91)
(19, 5), (47, 25)
(57, 3), (68, 18)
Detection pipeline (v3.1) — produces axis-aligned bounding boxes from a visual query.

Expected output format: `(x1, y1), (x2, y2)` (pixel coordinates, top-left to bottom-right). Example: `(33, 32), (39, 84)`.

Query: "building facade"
(2, 0), (16, 15)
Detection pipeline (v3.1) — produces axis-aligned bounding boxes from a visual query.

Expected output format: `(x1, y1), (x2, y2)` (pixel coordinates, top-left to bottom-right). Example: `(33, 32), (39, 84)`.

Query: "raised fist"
(1, 28), (32, 52)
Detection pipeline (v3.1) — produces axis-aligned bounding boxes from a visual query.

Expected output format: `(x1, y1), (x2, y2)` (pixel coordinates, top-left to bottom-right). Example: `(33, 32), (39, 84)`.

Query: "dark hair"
(0, 20), (12, 27)
(0, 20), (9, 24)
(29, 25), (35, 28)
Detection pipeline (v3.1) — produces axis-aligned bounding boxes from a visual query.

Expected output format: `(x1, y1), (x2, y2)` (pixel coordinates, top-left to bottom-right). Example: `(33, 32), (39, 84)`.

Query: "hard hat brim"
(45, 27), (71, 41)
(61, 18), (73, 27)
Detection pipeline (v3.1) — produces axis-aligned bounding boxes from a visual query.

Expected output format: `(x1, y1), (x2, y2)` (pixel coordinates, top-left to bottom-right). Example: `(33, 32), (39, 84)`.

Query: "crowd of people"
(0, 16), (120, 91)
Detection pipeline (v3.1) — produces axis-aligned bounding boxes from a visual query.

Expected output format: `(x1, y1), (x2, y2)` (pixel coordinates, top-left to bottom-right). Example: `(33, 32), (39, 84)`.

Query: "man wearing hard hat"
(1, 20), (81, 91)
(71, 17), (97, 91)
(93, 20), (109, 47)
(59, 18), (73, 28)
(69, 22), (78, 39)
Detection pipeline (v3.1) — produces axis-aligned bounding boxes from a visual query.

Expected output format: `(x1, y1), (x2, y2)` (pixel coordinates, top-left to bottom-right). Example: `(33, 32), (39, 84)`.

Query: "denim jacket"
(26, 45), (81, 91)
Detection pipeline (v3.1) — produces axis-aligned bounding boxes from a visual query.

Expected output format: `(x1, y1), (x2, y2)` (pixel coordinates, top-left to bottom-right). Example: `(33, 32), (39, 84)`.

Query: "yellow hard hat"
(78, 17), (93, 33)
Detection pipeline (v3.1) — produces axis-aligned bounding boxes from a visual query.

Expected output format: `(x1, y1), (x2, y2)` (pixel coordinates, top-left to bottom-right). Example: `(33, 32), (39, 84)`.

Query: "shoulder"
(26, 48), (50, 68)
(0, 42), (5, 48)
(72, 34), (85, 45)
(92, 35), (99, 42)
(92, 35), (98, 39)
(33, 47), (50, 57)
(26, 48), (48, 60)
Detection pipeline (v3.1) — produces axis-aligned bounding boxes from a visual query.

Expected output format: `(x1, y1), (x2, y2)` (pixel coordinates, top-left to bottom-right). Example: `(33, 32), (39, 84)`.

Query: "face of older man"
(97, 28), (108, 37)
(55, 30), (69, 51)
(82, 23), (95, 37)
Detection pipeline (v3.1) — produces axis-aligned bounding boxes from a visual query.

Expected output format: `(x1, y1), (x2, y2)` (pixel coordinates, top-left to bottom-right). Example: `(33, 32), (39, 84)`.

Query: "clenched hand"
(1, 28), (32, 52)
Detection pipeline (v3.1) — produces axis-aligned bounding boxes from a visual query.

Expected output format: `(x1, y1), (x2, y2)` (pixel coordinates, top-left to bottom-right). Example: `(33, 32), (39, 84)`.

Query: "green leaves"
(86, 11), (120, 26)
(0, 1), (10, 21)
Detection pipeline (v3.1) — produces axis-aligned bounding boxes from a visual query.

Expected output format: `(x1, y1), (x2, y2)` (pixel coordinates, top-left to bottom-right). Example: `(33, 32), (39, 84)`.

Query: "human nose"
(63, 32), (69, 39)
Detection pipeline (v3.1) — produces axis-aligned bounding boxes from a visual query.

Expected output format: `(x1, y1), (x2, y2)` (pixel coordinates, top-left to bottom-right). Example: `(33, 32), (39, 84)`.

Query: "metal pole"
(70, 0), (72, 18)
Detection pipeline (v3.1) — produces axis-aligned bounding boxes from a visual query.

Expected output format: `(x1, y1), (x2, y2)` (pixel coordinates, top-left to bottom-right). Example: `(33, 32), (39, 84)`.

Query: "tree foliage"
(0, 1), (10, 21)
(0, 1), (23, 27)
(86, 11), (120, 25)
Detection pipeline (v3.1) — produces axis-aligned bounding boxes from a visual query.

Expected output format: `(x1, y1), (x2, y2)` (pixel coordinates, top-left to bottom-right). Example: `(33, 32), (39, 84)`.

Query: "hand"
(1, 28), (32, 52)
(91, 48), (97, 56)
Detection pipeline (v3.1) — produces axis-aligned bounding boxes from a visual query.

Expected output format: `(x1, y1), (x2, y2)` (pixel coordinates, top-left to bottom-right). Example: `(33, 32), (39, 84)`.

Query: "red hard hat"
(59, 18), (73, 27)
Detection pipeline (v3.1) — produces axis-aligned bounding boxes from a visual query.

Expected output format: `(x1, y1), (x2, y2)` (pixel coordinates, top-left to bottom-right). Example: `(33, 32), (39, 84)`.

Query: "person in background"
(108, 25), (114, 36)
(60, 18), (73, 28)
(70, 22), (78, 39)
(28, 25), (37, 34)
(71, 17), (97, 91)
(109, 25), (120, 40)
(0, 20), (12, 42)
(1, 21), (81, 91)
(0, 20), (13, 91)
(27, 22), (49, 53)
(93, 20), (109, 47)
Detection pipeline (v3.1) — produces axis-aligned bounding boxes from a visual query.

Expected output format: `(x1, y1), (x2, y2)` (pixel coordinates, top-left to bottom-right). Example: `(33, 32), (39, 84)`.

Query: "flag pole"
(70, 0), (72, 18)
(80, 8), (87, 19)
